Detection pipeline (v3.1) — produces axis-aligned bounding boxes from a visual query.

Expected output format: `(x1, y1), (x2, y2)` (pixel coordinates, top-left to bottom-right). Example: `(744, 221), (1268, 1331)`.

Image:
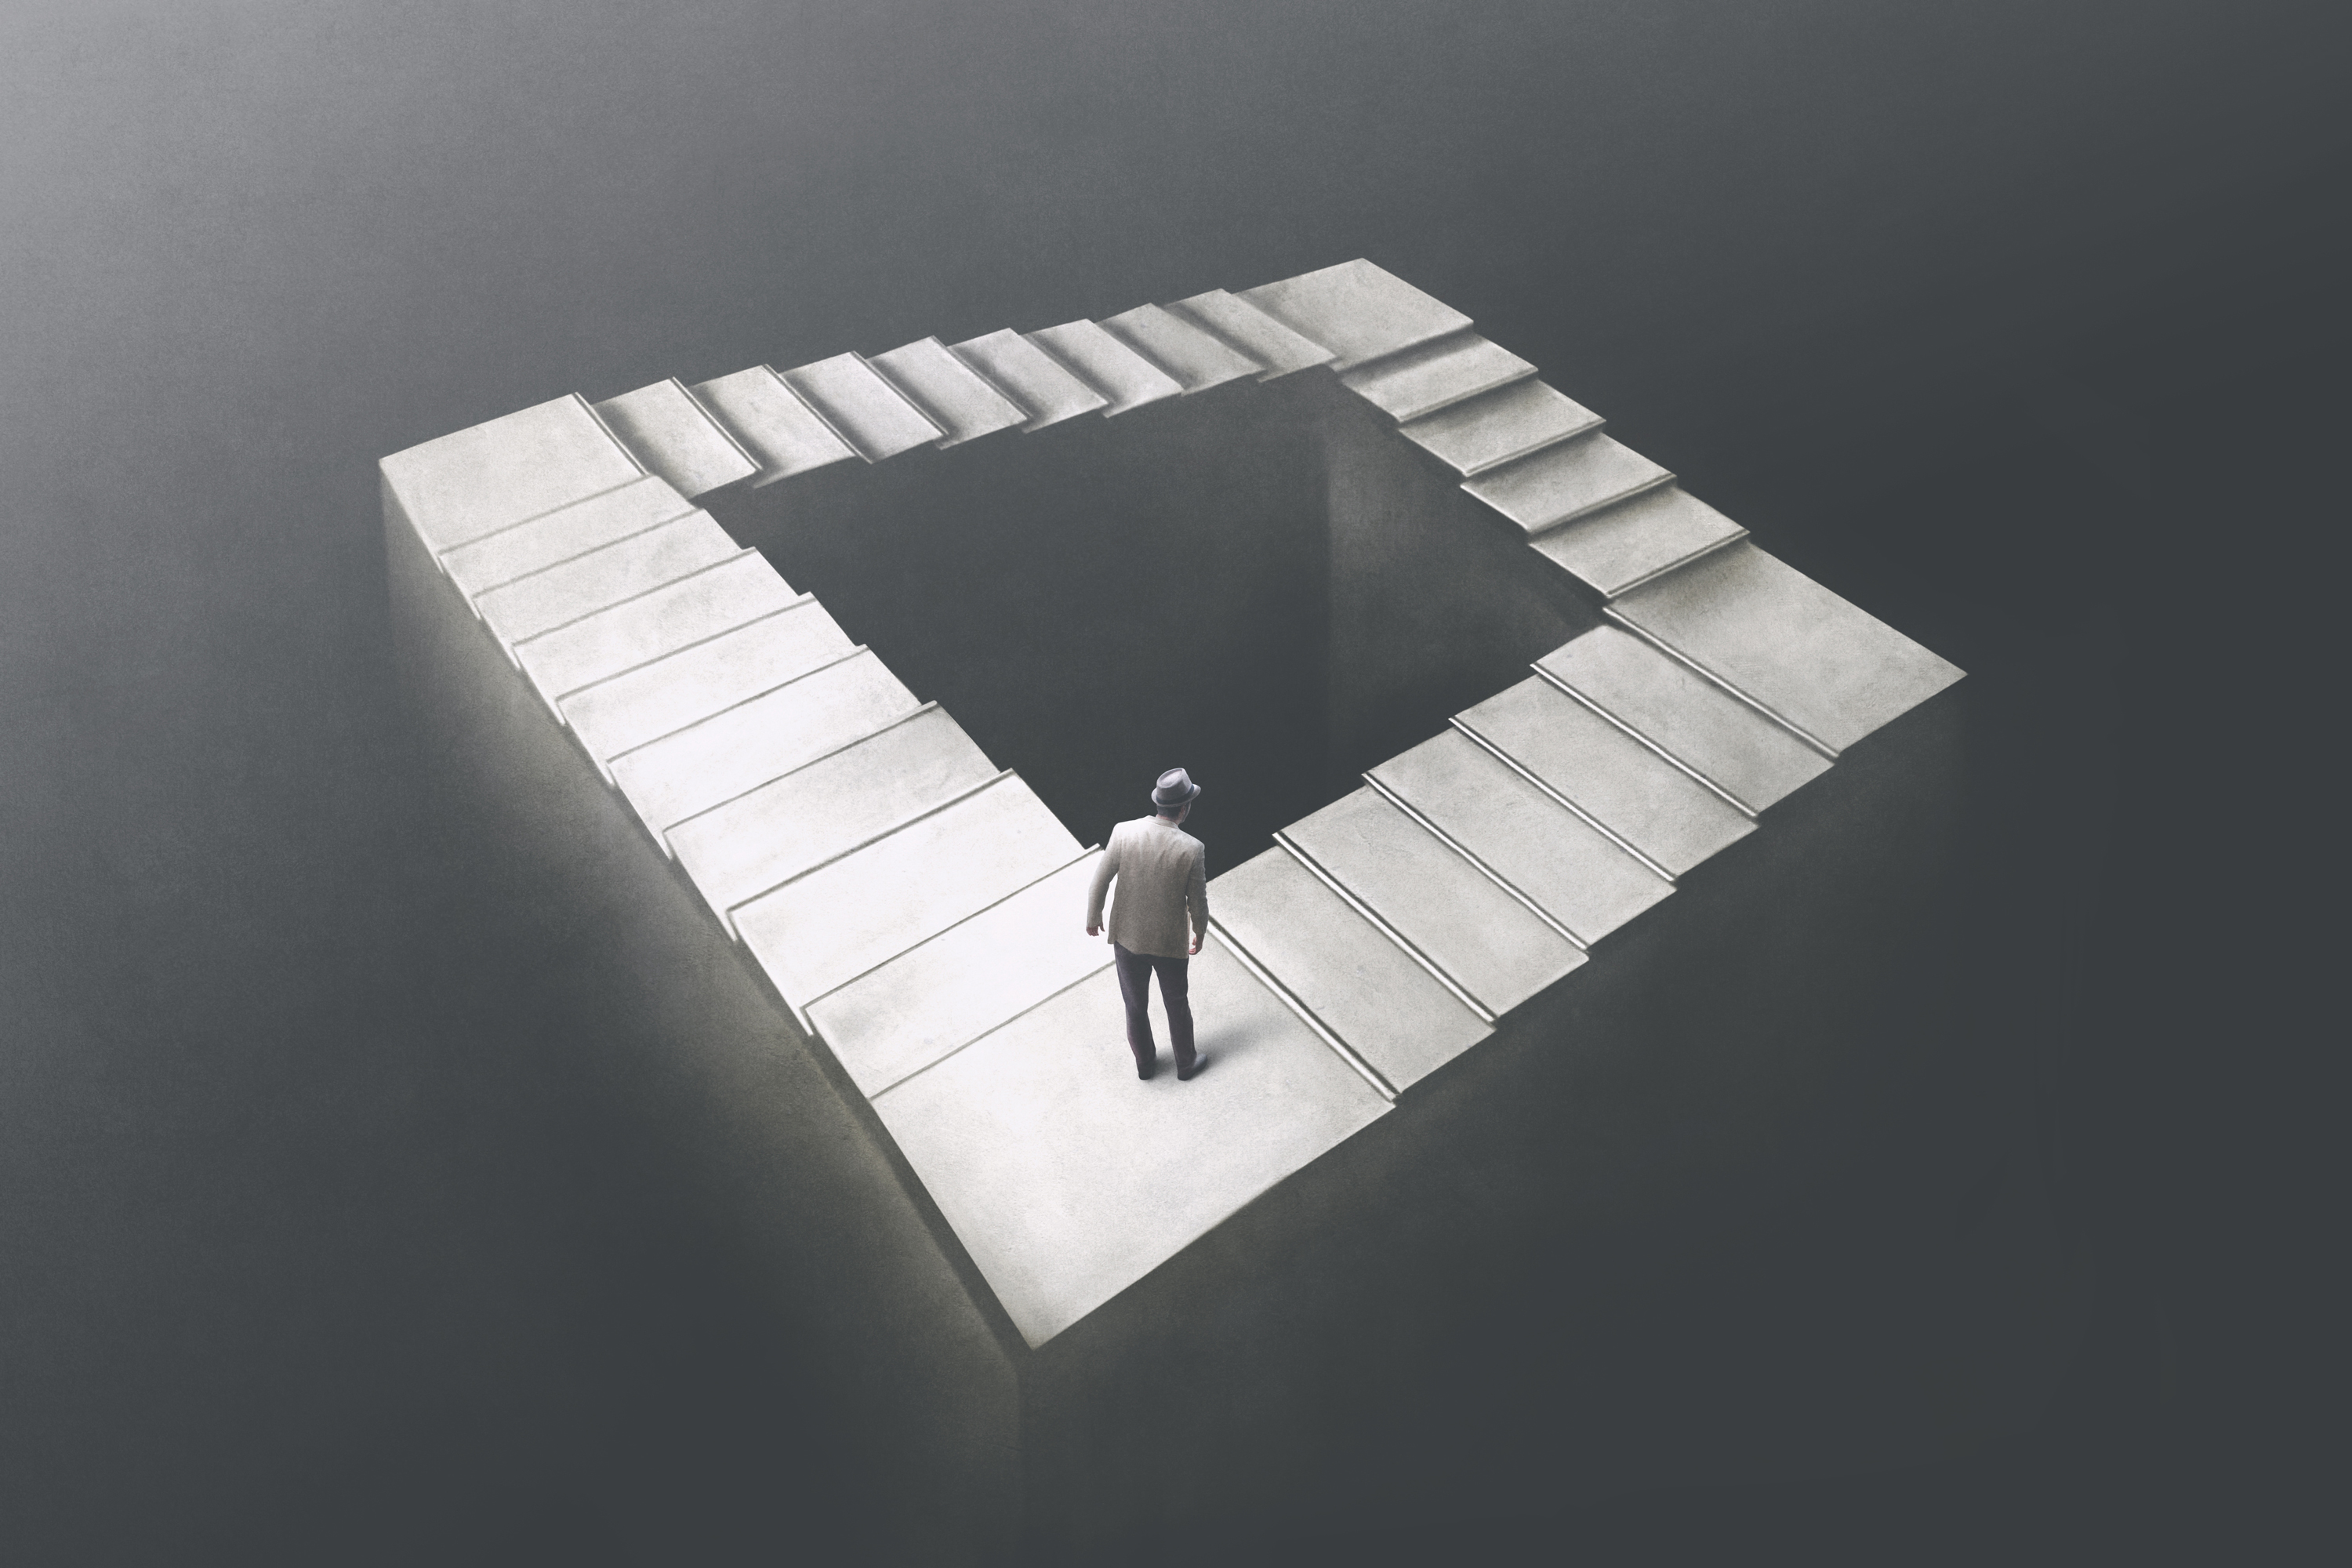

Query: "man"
(1086, 768), (1210, 1082)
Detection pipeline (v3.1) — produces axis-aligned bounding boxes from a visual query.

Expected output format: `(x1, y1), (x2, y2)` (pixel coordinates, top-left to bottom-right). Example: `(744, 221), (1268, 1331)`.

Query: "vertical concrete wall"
(384, 492), (1025, 1566)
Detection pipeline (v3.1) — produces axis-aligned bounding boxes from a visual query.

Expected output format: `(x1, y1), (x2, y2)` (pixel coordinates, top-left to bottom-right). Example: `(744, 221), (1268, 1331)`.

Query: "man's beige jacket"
(1086, 816), (1210, 960)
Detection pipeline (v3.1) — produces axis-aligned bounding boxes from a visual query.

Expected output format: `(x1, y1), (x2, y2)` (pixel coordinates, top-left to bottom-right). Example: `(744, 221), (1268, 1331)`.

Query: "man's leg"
(1112, 943), (1158, 1076)
(1152, 953), (1196, 1075)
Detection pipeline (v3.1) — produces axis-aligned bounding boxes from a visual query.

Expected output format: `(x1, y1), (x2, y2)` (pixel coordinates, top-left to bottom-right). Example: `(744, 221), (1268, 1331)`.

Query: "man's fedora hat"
(1152, 768), (1203, 809)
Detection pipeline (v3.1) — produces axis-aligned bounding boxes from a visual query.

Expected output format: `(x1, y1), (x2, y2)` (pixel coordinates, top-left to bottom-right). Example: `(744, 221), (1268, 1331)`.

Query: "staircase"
(380, 259), (1964, 1348)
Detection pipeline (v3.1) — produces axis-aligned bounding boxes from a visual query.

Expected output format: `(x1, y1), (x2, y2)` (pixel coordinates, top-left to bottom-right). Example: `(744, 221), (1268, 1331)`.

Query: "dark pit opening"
(706, 371), (1602, 867)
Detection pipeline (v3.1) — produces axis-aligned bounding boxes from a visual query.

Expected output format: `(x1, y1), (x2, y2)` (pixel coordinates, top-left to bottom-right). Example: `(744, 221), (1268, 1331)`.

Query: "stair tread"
(811, 854), (1113, 1098)
(1166, 289), (1337, 379)
(688, 367), (859, 484)
(1400, 379), (1602, 476)
(591, 379), (757, 498)
(1285, 786), (1584, 1016)
(608, 648), (918, 835)
(1214, 847), (1489, 1092)
(1098, 303), (1261, 393)
(867, 336), (1028, 447)
(1457, 677), (1755, 879)
(735, 774), (1082, 1011)
(1465, 432), (1673, 535)
(869, 947), (1388, 1347)
(383, 394), (645, 551)
(1531, 485), (1746, 598)
(475, 513), (739, 647)
(512, 552), (795, 710)
(667, 704), (996, 929)
(439, 476), (693, 599)
(778, 353), (943, 462)
(1537, 626), (1831, 813)
(1609, 543), (1965, 754)
(1339, 331), (1535, 422)
(947, 329), (1109, 430)
(1236, 259), (1472, 372)
(558, 596), (855, 764)
(1370, 729), (1673, 946)
(1023, 321), (1184, 416)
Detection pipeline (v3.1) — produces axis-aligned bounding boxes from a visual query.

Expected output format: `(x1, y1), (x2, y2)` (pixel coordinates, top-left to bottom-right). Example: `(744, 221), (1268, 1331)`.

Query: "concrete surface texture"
(380, 257), (1980, 1548)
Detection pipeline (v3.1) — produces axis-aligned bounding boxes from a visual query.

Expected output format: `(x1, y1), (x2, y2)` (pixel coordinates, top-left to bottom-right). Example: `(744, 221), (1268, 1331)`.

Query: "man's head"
(1152, 767), (1201, 822)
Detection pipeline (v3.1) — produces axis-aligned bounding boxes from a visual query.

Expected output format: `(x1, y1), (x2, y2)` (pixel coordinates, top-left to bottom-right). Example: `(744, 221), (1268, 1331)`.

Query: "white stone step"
(1338, 331), (1535, 423)
(777, 353), (944, 462)
(1536, 626), (1831, 815)
(438, 476), (694, 600)
(590, 379), (758, 498)
(558, 595), (855, 766)
(1607, 542), (1966, 756)
(382, 394), (645, 551)
(1023, 321), (1183, 416)
(946, 329), (1109, 430)
(1236, 259), (1472, 372)
(866, 336), (1029, 447)
(734, 773), (1083, 1016)
(1464, 432), (1674, 535)
(607, 647), (919, 837)
(1454, 677), (1755, 880)
(1211, 846), (1489, 1093)
(1098, 303), (1261, 394)
(1166, 289), (1337, 379)
(1530, 484), (1748, 599)
(1399, 379), (1602, 477)
(474, 513), (740, 648)
(1368, 728), (1674, 947)
(665, 704), (996, 930)
(688, 367), (859, 485)
(869, 945), (1391, 1346)
(811, 853), (1115, 1098)
(511, 551), (797, 712)
(1281, 787), (1584, 1018)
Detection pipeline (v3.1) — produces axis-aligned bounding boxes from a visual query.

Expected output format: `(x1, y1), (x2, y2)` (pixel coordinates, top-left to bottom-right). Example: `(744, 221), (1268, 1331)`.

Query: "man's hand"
(1086, 924), (1101, 937)
(1189, 936), (1202, 956)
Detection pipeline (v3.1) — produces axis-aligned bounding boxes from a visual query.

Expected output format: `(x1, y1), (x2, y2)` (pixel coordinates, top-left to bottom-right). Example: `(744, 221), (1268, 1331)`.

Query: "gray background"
(3, 2), (2343, 1563)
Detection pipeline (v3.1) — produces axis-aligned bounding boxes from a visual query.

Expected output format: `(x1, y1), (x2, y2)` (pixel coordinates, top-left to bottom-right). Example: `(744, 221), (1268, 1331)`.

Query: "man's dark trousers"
(1112, 942), (1195, 1075)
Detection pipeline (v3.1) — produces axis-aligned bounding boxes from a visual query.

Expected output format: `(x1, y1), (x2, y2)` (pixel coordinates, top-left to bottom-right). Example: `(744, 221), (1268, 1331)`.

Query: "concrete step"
(1166, 289), (1337, 379)
(811, 853), (1114, 1098)
(1530, 484), (1748, 599)
(1607, 541), (1965, 755)
(438, 475), (693, 600)
(664, 703), (996, 931)
(1367, 728), (1674, 947)
(511, 551), (797, 713)
(1281, 786), (1584, 1018)
(1536, 626), (1831, 815)
(558, 595), (855, 767)
(868, 944), (1391, 1346)
(607, 646), (920, 837)
(591, 378), (758, 499)
(382, 394), (647, 552)
(734, 772), (1083, 1018)
(1210, 846), (1489, 1094)
(688, 366), (859, 485)
(778, 353), (945, 462)
(866, 336), (1029, 448)
(1399, 379), (1602, 477)
(1455, 676), (1755, 880)
(1236, 259), (1472, 372)
(1464, 431), (1674, 535)
(474, 512), (740, 648)
(946, 328), (1109, 430)
(1338, 330), (1535, 423)
(1098, 303), (1261, 394)
(1024, 321), (1184, 416)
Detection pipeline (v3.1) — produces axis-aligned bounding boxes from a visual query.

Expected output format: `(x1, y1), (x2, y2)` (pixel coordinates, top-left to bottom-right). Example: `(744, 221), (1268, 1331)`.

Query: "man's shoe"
(1137, 1055), (1156, 1081)
(1178, 1052), (1208, 1082)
